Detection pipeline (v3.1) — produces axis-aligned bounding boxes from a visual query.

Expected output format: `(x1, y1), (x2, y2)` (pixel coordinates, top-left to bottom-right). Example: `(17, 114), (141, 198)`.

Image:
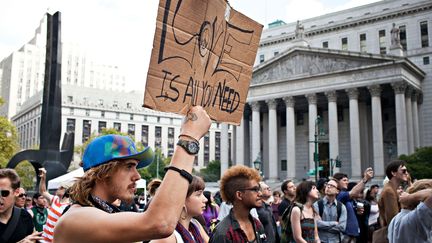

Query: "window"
(113, 122), (121, 132)
(98, 99), (103, 106)
(113, 101), (118, 108)
(98, 121), (107, 133)
(127, 102), (132, 109)
(67, 96), (73, 102)
(281, 160), (287, 171)
(424, 56), (430, 65)
(101, 111), (105, 117)
(379, 30), (386, 54)
(168, 127), (175, 157)
(274, 51), (279, 56)
(144, 115), (148, 121)
(66, 119), (75, 133)
(360, 33), (367, 52)
(259, 54), (265, 63)
(296, 112), (304, 126)
(128, 124), (135, 136)
(420, 21), (429, 48)
(400, 25), (407, 51)
(82, 120), (92, 143)
(215, 132), (221, 161)
(155, 126), (162, 148)
(141, 125), (149, 147)
(85, 109), (90, 116)
(130, 114), (134, 120)
(322, 41), (328, 48)
(204, 133), (210, 166)
(341, 37), (348, 50)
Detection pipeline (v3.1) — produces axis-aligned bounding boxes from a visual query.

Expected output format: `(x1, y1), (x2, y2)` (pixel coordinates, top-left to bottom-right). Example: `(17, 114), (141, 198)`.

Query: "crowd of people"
(1, 106), (431, 242)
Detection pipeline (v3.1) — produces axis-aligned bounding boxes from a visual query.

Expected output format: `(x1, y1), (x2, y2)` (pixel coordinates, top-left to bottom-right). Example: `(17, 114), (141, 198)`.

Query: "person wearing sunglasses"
(210, 165), (267, 243)
(375, 160), (409, 242)
(14, 187), (27, 209)
(0, 168), (43, 242)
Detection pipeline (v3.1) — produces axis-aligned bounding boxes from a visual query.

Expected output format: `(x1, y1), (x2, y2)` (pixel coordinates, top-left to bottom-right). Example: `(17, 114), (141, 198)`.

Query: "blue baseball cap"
(82, 134), (154, 171)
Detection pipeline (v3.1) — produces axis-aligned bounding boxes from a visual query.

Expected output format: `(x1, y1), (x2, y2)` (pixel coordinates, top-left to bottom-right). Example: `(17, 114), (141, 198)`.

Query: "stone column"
(368, 85), (385, 178)
(392, 82), (408, 155)
(267, 99), (278, 181)
(325, 91), (339, 175)
(306, 94), (317, 171)
(235, 115), (245, 165)
(346, 88), (361, 178)
(412, 91), (420, 148)
(283, 97), (296, 179)
(221, 123), (229, 176)
(251, 102), (261, 163)
(405, 87), (414, 154)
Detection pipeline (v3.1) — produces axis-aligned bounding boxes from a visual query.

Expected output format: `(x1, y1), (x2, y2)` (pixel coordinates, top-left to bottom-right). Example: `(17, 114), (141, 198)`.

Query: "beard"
(106, 180), (135, 204)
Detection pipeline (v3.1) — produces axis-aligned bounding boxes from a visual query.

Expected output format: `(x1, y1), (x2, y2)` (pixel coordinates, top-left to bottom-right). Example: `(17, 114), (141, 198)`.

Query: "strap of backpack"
(317, 199), (324, 218)
(336, 201), (342, 221)
(1, 206), (21, 243)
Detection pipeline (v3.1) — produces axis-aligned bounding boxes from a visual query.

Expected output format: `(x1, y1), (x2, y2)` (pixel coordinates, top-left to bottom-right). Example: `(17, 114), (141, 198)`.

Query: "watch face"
(188, 142), (199, 154)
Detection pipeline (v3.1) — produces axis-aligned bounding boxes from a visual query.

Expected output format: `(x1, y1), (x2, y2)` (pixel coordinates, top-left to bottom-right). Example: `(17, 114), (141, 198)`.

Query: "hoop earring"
(181, 205), (188, 220)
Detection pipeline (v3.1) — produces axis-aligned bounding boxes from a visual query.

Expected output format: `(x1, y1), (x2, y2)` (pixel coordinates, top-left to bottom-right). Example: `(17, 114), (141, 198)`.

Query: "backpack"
(317, 199), (343, 221)
(280, 202), (303, 243)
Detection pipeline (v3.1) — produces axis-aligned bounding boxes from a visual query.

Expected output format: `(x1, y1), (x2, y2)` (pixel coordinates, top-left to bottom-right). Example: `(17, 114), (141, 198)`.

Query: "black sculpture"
(7, 11), (74, 190)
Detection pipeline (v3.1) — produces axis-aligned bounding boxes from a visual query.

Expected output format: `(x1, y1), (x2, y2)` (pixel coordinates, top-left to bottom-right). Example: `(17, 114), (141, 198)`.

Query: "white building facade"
(228, 0), (431, 181)
(12, 85), (233, 170)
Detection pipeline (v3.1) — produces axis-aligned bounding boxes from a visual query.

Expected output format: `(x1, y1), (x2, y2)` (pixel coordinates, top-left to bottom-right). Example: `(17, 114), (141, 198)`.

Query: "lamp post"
(314, 116), (325, 182)
(253, 152), (263, 178)
(329, 156), (342, 177)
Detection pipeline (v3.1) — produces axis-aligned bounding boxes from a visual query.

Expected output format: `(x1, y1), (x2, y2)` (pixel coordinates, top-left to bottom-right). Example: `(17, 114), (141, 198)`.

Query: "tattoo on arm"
(187, 112), (198, 121)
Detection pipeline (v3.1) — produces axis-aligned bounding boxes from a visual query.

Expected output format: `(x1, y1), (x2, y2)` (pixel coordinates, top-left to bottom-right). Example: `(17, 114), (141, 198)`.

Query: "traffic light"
(335, 159), (342, 168)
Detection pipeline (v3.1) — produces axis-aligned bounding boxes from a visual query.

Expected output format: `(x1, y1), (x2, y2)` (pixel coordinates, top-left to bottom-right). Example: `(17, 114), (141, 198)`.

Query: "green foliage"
(138, 148), (168, 181)
(399, 147), (432, 180)
(198, 160), (220, 182)
(16, 161), (36, 190)
(0, 98), (20, 168)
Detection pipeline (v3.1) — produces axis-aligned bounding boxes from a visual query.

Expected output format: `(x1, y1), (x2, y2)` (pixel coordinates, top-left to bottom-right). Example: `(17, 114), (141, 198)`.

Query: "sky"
(0, 0), (381, 92)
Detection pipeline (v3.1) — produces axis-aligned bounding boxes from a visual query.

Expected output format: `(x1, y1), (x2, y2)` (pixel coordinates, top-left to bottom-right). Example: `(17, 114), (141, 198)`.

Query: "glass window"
(128, 124), (135, 136)
(155, 126), (162, 148)
(98, 121), (107, 133)
(341, 37), (348, 50)
(274, 51), (279, 56)
(360, 33), (367, 52)
(400, 25), (407, 50)
(420, 21), (429, 48)
(82, 120), (92, 143)
(322, 41), (328, 48)
(379, 30), (386, 54)
(424, 56), (430, 65)
(215, 132), (221, 161)
(259, 54), (265, 63)
(204, 133), (210, 166)
(66, 118), (75, 133)
(141, 125), (149, 147)
(114, 122), (121, 132)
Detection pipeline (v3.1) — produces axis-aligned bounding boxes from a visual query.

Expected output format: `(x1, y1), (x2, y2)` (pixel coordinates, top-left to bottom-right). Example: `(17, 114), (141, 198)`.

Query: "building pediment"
(252, 46), (398, 85)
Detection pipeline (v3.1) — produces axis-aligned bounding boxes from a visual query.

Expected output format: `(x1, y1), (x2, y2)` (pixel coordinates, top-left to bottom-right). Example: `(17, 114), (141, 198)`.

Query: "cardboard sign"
(144, 0), (263, 125)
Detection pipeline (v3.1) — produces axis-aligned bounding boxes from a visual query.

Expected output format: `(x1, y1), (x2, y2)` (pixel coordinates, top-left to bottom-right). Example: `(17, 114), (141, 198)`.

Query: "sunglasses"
(239, 186), (261, 193)
(0, 189), (11, 197)
(18, 193), (27, 198)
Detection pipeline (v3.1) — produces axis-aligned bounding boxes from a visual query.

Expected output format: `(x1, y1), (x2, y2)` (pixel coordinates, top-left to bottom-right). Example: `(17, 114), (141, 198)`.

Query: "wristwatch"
(177, 139), (200, 155)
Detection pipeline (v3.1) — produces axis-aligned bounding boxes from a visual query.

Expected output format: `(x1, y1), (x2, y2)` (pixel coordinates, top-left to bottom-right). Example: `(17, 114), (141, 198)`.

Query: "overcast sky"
(0, 0), (380, 92)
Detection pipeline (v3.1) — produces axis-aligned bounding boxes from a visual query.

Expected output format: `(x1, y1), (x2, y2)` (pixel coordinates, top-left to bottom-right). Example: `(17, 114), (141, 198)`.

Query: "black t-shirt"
(0, 208), (34, 243)
(277, 197), (292, 217)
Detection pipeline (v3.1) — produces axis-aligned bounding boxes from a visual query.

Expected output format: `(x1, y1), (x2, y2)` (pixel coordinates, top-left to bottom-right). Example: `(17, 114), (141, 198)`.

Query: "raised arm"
(349, 167), (374, 199)
(39, 167), (54, 204)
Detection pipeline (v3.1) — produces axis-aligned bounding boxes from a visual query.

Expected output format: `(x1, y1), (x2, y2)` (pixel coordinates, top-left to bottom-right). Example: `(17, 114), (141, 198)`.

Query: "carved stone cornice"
(391, 82), (407, 94)
(250, 101), (261, 112)
(266, 99), (277, 110)
(368, 85), (382, 97)
(306, 93), (317, 105)
(283, 96), (295, 108)
(325, 91), (337, 102)
(346, 88), (359, 100)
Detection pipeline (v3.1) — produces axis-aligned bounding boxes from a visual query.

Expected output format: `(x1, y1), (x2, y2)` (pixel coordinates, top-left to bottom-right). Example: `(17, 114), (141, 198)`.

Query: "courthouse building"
(228, 0), (431, 181)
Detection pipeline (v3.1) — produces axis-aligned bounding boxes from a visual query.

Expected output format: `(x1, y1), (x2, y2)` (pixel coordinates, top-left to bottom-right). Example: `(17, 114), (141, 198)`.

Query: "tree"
(399, 147), (432, 180)
(138, 148), (168, 181)
(198, 160), (220, 182)
(0, 98), (19, 168)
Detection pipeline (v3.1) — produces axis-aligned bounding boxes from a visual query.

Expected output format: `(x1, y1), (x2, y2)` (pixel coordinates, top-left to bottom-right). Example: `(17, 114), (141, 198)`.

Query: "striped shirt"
(41, 196), (69, 242)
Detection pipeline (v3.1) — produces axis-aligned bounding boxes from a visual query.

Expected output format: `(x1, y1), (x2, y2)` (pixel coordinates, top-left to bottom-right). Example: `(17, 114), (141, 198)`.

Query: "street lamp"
(329, 156), (342, 177)
(253, 152), (263, 177)
(313, 116), (325, 182)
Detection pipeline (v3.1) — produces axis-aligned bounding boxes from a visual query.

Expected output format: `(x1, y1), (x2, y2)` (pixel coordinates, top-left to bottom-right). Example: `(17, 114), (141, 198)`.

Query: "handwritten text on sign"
(144, 0), (263, 125)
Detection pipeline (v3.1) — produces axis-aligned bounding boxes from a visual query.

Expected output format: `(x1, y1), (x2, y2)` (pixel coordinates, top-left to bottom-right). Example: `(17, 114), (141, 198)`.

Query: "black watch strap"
(164, 166), (193, 184)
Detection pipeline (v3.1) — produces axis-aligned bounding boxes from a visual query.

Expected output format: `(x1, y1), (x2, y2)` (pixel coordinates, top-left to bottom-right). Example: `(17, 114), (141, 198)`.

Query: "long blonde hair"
(70, 160), (120, 206)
